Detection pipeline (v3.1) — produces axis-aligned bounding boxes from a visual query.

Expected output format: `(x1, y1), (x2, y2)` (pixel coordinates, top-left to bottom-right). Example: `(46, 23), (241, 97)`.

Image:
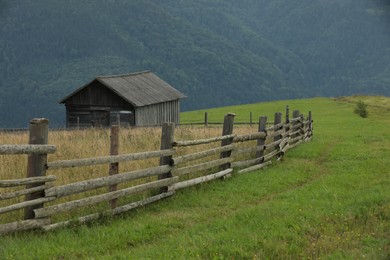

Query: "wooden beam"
(170, 145), (234, 166)
(0, 176), (56, 188)
(0, 145), (56, 155)
(47, 149), (175, 169)
(233, 132), (267, 143)
(169, 168), (233, 191)
(0, 197), (55, 215)
(172, 158), (233, 176)
(43, 191), (175, 232)
(34, 177), (178, 218)
(0, 183), (53, 200)
(173, 134), (236, 147)
(0, 218), (51, 235)
(237, 161), (272, 174)
(233, 145), (263, 156)
(45, 165), (172, 198)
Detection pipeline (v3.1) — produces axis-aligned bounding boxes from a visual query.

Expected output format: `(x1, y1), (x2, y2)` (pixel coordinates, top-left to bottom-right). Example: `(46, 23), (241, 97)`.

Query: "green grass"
(1, 96), (390, 259)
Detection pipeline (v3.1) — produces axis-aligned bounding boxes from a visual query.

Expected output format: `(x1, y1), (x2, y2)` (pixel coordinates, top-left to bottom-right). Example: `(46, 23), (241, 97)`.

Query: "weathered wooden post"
(204, 112), (208, 127)
(256, 116), (267, 160)
(158, 122), (175, 193)
(280, 106), (290, 154)
(274, 112), (282, 158)
(300, 113), (305, 139)
(274, 112), (282, 139)
(291, 110), (300, 145)
(220, 113), (235, 171)
(108, 125), (119, 209)
(77, 117), (80, 130)
(308, 111), (313, 139)
(285, 105), (290, 124)
(250, 112), (253, 127)
(24, 118), (49, 219)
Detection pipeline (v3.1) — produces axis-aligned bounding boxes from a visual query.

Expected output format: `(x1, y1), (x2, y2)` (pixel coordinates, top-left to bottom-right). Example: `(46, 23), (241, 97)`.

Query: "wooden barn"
(59, 71), (186, 127)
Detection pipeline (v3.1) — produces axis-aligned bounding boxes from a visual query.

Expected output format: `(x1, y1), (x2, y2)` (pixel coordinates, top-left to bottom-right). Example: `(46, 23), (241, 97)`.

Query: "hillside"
(0, 0), (389, 127)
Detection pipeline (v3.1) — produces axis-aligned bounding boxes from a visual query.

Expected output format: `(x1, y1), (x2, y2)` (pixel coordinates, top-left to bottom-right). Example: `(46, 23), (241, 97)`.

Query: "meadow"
(1, 96), (389, 259)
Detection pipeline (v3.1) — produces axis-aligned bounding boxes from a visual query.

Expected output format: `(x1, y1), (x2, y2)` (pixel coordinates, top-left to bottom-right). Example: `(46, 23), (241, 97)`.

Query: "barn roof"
(59, 71), (186, 107)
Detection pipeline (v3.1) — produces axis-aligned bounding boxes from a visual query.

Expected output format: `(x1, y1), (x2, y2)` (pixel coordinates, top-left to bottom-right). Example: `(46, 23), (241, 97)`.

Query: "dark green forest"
(0, 0), (389, 127)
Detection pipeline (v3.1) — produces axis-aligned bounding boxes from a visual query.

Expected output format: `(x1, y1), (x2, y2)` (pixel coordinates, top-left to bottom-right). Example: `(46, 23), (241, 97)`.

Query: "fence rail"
(0, 106), (313, 235)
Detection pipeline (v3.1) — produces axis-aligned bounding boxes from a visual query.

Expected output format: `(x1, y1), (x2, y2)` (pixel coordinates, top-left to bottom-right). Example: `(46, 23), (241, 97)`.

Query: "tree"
(354, 100), (368, 118)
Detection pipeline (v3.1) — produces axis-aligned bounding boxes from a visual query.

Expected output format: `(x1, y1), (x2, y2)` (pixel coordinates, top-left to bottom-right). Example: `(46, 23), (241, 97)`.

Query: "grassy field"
(1, 96), (390, 259)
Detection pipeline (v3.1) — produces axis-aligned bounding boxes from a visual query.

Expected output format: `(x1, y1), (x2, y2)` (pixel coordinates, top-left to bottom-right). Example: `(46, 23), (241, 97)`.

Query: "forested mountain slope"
(0, 0), (389, 127)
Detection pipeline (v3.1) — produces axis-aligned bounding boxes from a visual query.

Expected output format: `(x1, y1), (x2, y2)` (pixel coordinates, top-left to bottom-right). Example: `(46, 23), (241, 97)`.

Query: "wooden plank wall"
(135, 100), (180, 126)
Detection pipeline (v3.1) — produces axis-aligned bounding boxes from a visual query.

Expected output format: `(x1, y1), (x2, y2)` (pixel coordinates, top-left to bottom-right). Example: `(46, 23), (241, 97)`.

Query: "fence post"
(204, 112), (208, 127)
(108, 125), (119, 209)
(24, 118), (49, 220)
(285, 105), (290, 124)
(220, 113), (235, 171)
(291, 110), (300, 145)
(158, 122), (175, 193)
(308, 111), (313, 139)
(300, 113), (305, 139)
(274, 112), (282, 158)
(256, 116), (267, 160)
(250, 112), (253, 127)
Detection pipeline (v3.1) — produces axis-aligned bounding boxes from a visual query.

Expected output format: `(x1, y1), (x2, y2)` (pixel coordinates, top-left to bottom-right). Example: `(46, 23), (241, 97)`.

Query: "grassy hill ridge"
(1, 96), (389, 258)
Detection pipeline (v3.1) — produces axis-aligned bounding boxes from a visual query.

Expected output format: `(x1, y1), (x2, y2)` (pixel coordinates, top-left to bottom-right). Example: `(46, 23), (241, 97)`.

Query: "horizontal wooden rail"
(0, 218), (51, 235)
(263, 149), (280, 162)
(289, 129), (301, 137)
(289, 135), (302, 144)
(0, 183), (53, 200)
(45, 165), (172, 198)
(169, 168), (233, 191)
(291, 123), (302, 130)
(231, 157), (263, 169)
(279, 138), (289, 150)
(0, 197), (55, 215)
(172, 158), (233, 176)
(265, 122), (284, 131)
(290, 117), (302, 123)
(0, 176), (56, 188)
(170, 145), (234, 166)
(269, 129), (285, 138)
(281, 144), (290, 154)
(173, 134), (235, 147)
(238, 161), (272, 174)
(233, 132), (267, 143)
(34, 177), (178, 218)
(233, 145), (263, 156)
(0, 144), (56, 155)
(264, 139), (284, 151)
(47, 149), (175, 169)
(43, 191), (175, 232)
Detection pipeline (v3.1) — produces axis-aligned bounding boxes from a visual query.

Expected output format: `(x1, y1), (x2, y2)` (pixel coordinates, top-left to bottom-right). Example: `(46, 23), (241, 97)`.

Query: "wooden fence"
(0, 108), (313, 235)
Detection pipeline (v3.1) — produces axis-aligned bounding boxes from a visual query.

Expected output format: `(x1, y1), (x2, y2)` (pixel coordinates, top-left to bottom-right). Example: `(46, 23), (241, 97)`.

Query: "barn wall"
(64, 81), (135, 127)
(66, 105), (135, 128)
(135, 100), (180, 126)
